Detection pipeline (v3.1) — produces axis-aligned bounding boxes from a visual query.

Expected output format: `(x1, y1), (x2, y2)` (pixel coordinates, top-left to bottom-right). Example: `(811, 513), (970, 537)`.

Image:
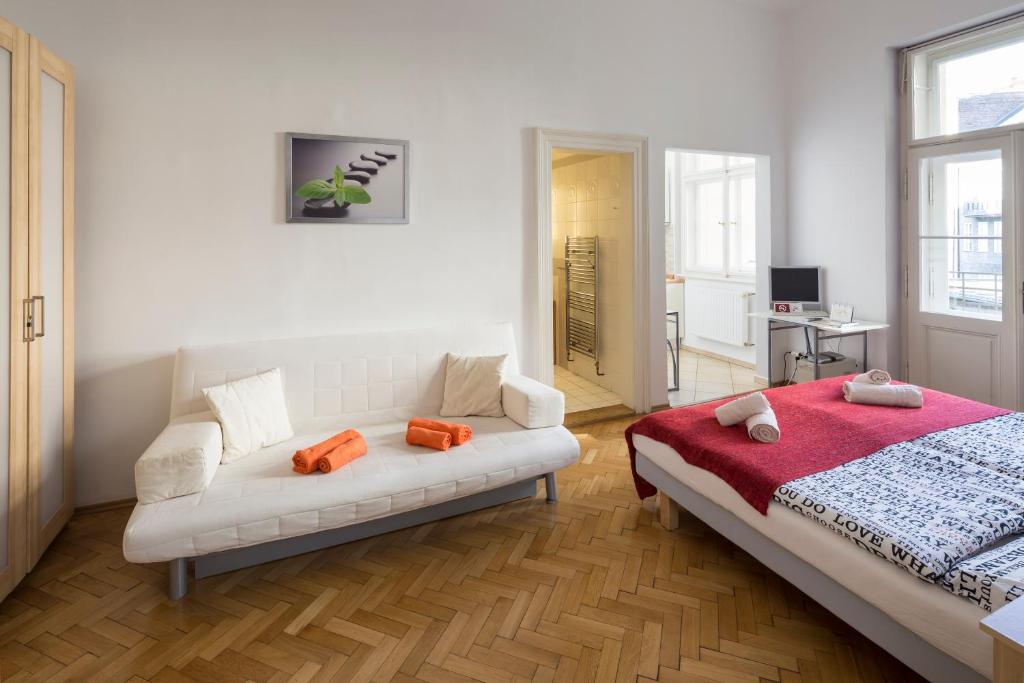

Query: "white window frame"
(679, 155), (755, 280)
(907, 13), (1024, 144)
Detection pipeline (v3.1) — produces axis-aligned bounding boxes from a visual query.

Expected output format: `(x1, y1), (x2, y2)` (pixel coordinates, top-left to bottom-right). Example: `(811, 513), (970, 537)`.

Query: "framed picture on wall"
(285, 133), (409, 224)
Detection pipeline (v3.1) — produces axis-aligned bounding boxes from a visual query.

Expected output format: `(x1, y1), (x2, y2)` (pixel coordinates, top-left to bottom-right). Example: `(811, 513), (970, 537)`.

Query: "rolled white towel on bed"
(843, 381), (923, 408)
(852, 369), (892, 385)
(745, 407), (780, 443)
(715, 391), (771, 426)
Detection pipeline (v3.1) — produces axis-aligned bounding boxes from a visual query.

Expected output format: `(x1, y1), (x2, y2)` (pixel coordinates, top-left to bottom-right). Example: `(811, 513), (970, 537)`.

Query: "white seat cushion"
(123, 417), (579, 563)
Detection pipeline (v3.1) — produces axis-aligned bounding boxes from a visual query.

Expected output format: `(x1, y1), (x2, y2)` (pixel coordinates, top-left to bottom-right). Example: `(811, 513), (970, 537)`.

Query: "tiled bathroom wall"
(551, 151), (634, 408)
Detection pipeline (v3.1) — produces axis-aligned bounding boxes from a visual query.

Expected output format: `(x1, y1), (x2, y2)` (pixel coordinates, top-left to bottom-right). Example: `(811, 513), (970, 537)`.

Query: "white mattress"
(123, 417), (579, 563)
(633, 433), (990, 679)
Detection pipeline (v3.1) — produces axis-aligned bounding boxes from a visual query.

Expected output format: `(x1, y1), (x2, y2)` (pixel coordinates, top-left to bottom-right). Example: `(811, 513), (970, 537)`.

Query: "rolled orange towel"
(406, 426), (452, 451)
(292, 429), (361, 474)
(407, 418), (471, 445)
(317, 435), (368, 473)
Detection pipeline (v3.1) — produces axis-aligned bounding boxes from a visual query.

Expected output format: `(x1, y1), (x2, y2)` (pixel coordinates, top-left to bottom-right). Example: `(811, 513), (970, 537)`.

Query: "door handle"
(22, 296), (45, 342)
(22, 298), (34, 342)
(32, 295), (44, 338)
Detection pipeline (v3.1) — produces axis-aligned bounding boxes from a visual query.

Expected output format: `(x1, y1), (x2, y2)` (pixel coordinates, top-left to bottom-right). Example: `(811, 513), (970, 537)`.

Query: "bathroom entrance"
(535, 128), (650, 416)
(550, 148), (636, 417)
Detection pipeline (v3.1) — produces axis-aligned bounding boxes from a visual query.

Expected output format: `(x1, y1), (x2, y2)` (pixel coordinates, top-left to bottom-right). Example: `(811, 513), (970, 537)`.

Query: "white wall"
(784, 0), (1024, 376)
(3, 0), (788, 505)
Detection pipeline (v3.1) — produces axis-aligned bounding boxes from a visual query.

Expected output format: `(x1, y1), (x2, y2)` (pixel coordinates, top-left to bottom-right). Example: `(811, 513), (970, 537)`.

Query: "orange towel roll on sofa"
(318, 434), (368, 473)
(407, 417), (472, 445)
(292, 428), (361, 474)
(406, 425), (452, 451)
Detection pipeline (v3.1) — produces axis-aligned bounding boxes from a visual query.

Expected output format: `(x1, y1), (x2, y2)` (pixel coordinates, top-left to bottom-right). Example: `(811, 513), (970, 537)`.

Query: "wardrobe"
(0, 16), (74, 602)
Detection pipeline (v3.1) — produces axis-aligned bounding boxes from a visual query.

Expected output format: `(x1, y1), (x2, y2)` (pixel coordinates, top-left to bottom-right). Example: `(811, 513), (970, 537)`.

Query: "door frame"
(535, 128), (650, 413)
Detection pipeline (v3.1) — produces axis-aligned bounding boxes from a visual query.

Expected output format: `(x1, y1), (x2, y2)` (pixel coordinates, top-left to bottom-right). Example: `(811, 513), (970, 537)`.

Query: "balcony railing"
(947, 270), (1002, 313)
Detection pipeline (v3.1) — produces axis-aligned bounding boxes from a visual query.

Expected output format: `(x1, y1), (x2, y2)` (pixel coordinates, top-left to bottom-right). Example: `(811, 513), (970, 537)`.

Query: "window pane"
(686, 153), (723, 173)
(912, 25), (1024, 139)
(694, 181), (723, 270)
(729, 176), (756, 273)
(917, 149), (1003, 320)
(728, 155), (755, 169)
(919, 152), (1001, 237)
(920, 238), (1003, 318)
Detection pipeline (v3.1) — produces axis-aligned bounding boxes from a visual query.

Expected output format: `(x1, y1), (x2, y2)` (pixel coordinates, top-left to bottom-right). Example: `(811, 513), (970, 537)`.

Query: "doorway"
(664, 149), (766, 406)
(535, 129), (650, 415)
(551, 149), (633, 416)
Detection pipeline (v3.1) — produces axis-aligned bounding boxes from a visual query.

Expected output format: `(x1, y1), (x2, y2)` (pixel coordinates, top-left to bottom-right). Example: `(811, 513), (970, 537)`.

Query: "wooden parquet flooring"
(0, 417), (923, 682)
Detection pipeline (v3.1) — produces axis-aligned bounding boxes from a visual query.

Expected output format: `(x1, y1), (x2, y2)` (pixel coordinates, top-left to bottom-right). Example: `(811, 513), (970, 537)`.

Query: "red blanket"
(626, 376), (1010, 514)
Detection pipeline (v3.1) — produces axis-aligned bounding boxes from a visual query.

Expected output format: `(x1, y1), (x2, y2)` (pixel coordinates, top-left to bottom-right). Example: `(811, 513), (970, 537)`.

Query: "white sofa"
(122, 323), (579, 598)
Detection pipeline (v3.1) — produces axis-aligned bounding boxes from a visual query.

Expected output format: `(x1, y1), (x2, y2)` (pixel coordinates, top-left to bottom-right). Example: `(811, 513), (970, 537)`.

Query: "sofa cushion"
(122, 417), (579, 563)
(440, 353), (507, 418)
(134, 412), (223, 504)
(203, 368), (294, 463)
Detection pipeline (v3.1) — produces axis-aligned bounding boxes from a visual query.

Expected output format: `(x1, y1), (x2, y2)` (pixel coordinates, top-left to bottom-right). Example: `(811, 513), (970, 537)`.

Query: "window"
(916, 149), (1004, 318)
(909, 16), (1024, 140)
(678, 153), (756, 278)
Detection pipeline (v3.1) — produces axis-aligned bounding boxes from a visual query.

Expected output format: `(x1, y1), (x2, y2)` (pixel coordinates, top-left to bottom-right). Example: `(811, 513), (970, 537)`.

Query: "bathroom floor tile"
(555, 365), (623, 414)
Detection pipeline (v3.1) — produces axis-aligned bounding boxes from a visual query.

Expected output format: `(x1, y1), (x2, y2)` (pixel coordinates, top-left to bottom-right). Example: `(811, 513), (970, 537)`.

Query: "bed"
(626, 375), (1024, 683)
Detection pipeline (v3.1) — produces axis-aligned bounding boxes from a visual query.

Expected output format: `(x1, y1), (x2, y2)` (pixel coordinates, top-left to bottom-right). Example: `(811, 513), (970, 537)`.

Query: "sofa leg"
(169, 558), (188, 600)
(544, 472), (557, 502)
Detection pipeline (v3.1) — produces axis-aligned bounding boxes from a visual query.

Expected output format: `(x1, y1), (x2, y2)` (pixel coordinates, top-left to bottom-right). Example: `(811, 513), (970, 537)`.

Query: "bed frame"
(636, 454), (988, 683)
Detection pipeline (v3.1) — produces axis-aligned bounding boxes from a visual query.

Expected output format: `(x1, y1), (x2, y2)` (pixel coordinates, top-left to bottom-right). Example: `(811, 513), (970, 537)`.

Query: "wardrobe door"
(27, 37), (72, 567)
(0, 18), (27, 599)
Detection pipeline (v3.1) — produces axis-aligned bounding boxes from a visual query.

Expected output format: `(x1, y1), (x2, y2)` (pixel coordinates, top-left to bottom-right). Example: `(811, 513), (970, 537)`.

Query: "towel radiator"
(565, 236), (604, 375)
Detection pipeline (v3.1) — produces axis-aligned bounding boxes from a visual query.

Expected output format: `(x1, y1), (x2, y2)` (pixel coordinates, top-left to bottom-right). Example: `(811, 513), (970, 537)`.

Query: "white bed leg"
(169, 558), (188, 600)
(544, 472), (557, 502)
(659, 492), (681, 530)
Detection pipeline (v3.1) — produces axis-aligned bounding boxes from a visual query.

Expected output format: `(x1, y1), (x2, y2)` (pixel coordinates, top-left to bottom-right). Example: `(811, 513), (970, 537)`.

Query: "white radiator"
(690, 285), (755, 347)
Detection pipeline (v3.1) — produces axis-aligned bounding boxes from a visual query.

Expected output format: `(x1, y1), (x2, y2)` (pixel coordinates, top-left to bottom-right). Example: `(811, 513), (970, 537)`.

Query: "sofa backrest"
(169, 323), (521, 427)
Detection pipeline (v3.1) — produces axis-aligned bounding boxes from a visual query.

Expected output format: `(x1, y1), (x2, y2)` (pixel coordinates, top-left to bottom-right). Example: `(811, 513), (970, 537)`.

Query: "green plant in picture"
(295, 165), (372, 206)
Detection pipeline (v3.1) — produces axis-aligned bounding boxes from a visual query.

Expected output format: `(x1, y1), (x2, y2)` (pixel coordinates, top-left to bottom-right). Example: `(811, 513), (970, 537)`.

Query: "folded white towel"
(853, 369), (892, 385)
(715, 391), (771, 426)
(843, 381), (923, 408)
(746, 407), (780, 443)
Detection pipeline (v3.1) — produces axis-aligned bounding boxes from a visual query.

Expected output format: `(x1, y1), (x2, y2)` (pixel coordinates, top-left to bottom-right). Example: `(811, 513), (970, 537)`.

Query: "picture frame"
(285, 133), (409, 224)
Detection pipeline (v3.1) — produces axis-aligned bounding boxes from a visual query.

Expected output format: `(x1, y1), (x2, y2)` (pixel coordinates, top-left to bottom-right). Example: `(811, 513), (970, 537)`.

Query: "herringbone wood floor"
(0, 417), (922, 682)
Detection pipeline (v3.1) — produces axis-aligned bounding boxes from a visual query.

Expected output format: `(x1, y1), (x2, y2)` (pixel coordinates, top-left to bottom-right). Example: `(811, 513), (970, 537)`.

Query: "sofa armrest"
(502, 374), (565, 429)
(135, 413), (223, 504)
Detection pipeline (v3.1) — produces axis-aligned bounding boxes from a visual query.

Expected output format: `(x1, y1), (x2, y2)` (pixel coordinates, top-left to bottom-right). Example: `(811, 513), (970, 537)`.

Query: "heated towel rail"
(565, 236), (604, 376)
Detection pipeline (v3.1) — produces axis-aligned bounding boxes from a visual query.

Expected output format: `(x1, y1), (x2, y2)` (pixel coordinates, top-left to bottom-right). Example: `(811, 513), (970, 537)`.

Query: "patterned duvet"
(772, 412), (1024, 612)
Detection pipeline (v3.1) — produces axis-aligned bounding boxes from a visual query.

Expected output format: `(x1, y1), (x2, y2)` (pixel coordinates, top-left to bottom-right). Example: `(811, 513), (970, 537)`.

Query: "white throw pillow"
(440, 353), (507, 418)
(202, 368), (294, 463)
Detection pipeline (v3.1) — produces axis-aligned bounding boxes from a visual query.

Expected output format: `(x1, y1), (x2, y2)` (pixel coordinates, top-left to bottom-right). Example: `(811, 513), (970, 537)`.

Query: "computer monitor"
(770, 266), (823, 310)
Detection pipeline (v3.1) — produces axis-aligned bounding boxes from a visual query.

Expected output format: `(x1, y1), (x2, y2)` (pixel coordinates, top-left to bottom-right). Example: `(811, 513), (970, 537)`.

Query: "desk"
(749, 312), (890, 384)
